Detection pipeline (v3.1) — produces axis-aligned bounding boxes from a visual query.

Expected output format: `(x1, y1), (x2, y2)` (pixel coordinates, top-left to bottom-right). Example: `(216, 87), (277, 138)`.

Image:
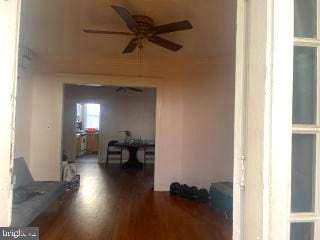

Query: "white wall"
(14, 69), (33, 166)
(63, 85), (156, 162)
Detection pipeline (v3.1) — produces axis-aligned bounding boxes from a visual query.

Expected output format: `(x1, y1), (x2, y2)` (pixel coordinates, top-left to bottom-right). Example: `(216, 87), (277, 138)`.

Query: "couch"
(11, 158), (65, 227)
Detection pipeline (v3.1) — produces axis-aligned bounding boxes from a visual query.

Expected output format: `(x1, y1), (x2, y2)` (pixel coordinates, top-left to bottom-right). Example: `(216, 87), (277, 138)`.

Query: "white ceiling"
(20, 0), (236, 63)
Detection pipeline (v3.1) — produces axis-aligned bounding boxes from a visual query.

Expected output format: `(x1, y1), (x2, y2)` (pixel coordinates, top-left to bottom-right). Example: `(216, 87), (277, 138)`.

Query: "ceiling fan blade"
(83, 29), (133, 35)
(152, 20), (193, 35)
(111, 5), (139, 32)
(128, 87), (143, 92)
(148, 36), (182, 52)
(123, 38), (138, 54)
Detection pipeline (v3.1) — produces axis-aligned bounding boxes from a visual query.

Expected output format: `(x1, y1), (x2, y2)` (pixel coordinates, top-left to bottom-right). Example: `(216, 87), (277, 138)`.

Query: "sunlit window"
(84, 104), (100, 130)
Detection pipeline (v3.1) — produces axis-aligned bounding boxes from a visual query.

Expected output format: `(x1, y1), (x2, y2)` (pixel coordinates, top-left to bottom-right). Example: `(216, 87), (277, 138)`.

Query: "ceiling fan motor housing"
(130, 15), (154, 36)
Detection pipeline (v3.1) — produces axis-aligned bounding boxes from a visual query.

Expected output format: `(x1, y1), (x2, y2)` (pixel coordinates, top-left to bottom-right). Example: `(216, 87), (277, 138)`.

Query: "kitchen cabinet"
(76, 135), (81, 157)
(87, 133), (99, 153)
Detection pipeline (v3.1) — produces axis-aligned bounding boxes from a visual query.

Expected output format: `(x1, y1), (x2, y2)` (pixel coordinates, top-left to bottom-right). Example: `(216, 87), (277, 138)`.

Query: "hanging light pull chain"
(138, 44), (143, 77)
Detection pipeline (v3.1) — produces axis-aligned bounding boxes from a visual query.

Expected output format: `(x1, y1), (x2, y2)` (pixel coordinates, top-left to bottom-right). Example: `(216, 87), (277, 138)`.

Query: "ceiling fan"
(83, 5), (193, 54)
(116, 87), (143, 93)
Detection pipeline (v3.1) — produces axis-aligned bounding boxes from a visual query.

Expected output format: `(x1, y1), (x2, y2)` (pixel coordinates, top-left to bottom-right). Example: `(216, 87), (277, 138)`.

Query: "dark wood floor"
(31, 163), (232, 240)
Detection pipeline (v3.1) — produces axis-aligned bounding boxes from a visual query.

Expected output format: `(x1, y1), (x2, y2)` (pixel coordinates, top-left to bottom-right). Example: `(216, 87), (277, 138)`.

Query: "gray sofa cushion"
(13, 187), (43, 204)
(11, 158), (65, 227)
(12, 157), (33, 189)
(11, 181), (65, 227)
(13, 187), (28, 204)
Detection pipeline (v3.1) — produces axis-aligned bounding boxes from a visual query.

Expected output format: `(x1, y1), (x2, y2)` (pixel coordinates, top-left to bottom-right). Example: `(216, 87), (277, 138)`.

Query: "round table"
(115, 142), (155, 169)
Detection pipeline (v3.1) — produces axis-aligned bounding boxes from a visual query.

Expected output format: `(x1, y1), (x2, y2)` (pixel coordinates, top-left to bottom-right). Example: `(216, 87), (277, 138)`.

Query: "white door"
(0, 0), (21, 226)
(233, 0), (249, 239)
(236, 0), (320, 238)
(234, 0), (295, 239)
(290, 0), (320, 239)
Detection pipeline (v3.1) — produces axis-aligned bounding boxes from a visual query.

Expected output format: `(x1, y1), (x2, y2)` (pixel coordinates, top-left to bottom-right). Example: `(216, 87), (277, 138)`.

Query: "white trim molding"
(233, 0), (249, 239)
(268, 0), (294, 239)
(0, 0), (21, 226)
(56, 74), (162, 191)
(235, 0), (293, 239)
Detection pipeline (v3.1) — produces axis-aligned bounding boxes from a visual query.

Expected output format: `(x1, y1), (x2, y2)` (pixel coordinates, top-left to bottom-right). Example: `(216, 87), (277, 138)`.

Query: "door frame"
(233, 0), (248, 238)
(0, 0), (21, 226)
(72, 102), (102, 161)
(233, 0), (294, 239)
(59, 75), (160, 188)
(2, 0), (296, 235)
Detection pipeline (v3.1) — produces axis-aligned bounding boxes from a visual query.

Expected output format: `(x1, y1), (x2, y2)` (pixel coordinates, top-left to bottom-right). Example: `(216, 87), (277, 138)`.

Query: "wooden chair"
(106, 140), (122, 166)
(144, 144), (155, 165)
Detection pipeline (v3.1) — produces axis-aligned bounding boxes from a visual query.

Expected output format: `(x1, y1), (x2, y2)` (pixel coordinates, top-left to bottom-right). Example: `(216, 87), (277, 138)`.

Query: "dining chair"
(106, 140), (122, 166)
(144, 144), (155, 165)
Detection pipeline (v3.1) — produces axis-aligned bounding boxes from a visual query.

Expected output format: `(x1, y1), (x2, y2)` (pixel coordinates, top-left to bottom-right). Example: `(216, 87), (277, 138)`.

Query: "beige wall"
(63, 85), (156, 162)
(181, 57), (235, 188)
(29, 73), (64, 181)
(14, 68), (33, 166)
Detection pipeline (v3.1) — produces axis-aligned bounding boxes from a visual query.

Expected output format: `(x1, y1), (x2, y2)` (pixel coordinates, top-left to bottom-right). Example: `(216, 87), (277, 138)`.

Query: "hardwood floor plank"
(31, 163), (232, 240)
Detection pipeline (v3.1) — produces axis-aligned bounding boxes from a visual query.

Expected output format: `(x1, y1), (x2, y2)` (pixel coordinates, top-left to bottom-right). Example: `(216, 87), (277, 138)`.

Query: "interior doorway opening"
(10, 0), (238, 238)
(62, 83), (157, 179)
(75, 103), (101, 163)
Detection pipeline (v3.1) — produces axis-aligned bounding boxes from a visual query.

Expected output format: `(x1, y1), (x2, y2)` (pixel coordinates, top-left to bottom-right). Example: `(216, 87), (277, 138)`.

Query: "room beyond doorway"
(75, 103), (100, 163)
(62, 84), (157, 173)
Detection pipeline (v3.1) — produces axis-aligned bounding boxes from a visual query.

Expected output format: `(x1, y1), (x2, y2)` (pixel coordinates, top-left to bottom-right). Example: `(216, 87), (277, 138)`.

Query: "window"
(291, 0), (320, 239)
(84, 104), (100, 130)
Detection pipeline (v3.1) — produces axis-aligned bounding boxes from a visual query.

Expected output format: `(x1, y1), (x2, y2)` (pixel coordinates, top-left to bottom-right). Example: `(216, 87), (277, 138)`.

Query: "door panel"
(291, 0), (320, 239)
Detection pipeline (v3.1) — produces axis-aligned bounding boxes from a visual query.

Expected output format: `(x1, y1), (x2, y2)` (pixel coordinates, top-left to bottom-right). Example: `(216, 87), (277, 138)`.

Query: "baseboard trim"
(154, 185), (169, 192)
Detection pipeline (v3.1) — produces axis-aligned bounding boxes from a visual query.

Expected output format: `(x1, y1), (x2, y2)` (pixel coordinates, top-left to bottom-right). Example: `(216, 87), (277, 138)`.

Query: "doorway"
(9, 1), (240, 238)
(75, 103), (101, 163)
(2, 1), (305, 239)
(62, 84), (157, 178)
